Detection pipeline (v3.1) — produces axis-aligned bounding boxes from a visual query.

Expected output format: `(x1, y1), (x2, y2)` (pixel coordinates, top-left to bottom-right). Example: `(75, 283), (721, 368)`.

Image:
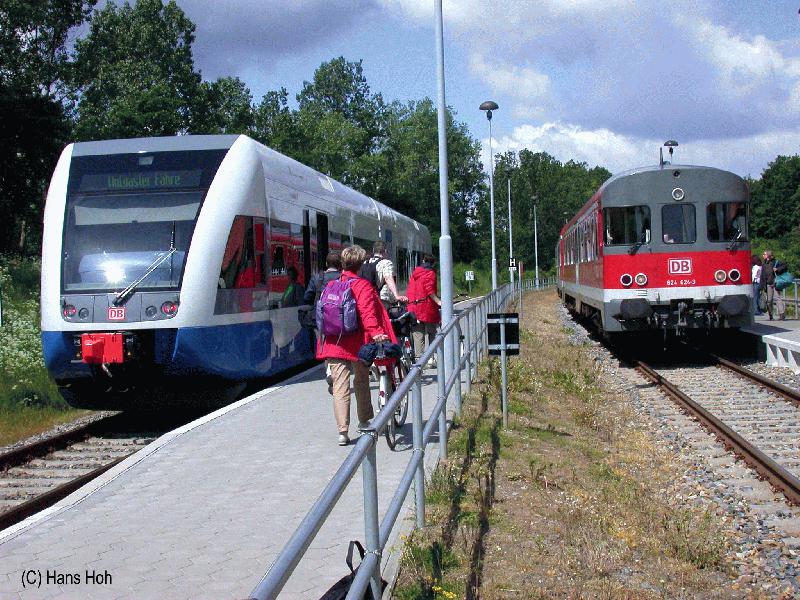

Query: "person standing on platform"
(317, 245), (396, 445)
(760, 250), (786, 321)
(303, 251), (342, 305)
(751, 255), (763, 316)
(407, 253), (441, 364)
(359, 241), (408, 308)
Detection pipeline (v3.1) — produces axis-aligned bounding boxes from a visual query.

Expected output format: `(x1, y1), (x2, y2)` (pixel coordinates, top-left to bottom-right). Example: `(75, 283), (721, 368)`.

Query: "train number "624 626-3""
(666, 279), (696, 286)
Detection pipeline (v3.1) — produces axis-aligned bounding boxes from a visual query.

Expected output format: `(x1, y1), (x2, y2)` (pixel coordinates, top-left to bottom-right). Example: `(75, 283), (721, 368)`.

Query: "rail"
(778, 279), (800, 319)
(249, 278), (550, 599)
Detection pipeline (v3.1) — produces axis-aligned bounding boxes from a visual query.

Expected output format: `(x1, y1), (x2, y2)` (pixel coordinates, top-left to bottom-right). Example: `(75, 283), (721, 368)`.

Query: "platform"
(741, 314), (800, 373)
(0, 363), (449, 599)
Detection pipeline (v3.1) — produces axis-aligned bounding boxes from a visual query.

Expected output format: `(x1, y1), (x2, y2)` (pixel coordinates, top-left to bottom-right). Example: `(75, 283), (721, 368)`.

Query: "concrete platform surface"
(0, 363), (447, 599)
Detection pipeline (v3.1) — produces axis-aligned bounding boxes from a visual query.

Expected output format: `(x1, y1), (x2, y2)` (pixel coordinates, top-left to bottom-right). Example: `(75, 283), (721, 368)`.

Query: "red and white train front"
(558, 165), (752, 335)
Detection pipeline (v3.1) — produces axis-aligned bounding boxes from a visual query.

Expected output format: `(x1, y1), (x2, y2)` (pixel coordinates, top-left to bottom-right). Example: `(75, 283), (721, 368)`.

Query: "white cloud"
(486, 121), (800, 178)
(469, 54), (550, 101)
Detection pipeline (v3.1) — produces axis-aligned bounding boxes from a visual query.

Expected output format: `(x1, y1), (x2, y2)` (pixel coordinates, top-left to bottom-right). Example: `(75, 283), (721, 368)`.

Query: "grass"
(393, 289), (746, 599)
(0, 255), (82, 446)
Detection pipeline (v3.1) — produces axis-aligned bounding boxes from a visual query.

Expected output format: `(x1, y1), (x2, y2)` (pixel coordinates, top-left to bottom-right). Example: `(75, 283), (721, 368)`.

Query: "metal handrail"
(250, 279), (553, 599)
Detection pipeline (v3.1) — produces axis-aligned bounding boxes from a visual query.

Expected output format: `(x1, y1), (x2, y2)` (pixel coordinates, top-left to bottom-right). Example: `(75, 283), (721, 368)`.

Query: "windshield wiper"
(628, 231), (648, 255)
(727, 229), (743, 251)
(113, 222), (177, 307)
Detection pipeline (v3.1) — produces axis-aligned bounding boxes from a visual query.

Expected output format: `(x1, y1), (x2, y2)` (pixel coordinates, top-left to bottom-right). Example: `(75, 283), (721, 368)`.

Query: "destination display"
(79, 170), (202, 192)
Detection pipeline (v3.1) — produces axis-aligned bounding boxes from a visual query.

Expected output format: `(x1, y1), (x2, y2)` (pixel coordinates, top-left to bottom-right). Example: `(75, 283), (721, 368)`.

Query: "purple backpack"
(316, 277), (359, 338)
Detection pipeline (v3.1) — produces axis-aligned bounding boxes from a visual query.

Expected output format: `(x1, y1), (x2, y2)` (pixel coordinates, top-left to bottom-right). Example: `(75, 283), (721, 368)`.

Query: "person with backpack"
(760, 250), (786, 321)
(359, 241), (408, 308)
(304, 251), (342, 305)
(316, 245), (397, 445)
(406, 254), (441, 363)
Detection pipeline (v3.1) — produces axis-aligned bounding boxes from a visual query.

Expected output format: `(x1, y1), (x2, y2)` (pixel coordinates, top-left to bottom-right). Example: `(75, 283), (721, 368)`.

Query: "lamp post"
(533, 199), (540, 289)
(508, 178), (514, 288)
(480, 100), (499, 290)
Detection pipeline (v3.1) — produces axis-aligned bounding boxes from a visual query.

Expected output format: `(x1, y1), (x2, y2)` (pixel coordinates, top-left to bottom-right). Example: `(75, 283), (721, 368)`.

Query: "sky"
(174, 0), (800, 179)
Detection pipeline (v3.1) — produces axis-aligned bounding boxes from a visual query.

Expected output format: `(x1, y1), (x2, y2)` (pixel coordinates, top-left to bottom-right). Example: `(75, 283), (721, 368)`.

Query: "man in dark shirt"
(760, 250), (786, 320)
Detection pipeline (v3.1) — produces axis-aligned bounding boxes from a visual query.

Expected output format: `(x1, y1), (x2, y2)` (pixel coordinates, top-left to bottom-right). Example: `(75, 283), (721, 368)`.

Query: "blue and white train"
(41, 135), (431, 408)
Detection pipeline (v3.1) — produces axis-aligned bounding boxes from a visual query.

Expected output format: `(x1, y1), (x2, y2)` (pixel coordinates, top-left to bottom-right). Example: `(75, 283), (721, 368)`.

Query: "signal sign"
(509, 257), (517, 268)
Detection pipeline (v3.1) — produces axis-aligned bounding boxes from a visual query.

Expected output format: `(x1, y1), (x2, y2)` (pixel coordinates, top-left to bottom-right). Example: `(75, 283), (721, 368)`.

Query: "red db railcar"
(557, 164), (752, 336)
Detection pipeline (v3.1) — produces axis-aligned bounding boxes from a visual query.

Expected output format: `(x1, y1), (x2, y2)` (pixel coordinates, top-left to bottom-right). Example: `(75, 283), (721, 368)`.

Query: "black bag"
(319, 540), (386, 600)
(359, 256), (382, 291)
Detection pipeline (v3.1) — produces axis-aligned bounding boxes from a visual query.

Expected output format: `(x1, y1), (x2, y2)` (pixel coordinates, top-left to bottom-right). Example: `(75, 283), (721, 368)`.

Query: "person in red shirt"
(407, 253), (441, 363)
(317, 245), (397, 445)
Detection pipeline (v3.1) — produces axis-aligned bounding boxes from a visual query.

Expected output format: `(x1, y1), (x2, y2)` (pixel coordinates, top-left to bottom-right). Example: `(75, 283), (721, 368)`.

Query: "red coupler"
(81, 333), (125, 364)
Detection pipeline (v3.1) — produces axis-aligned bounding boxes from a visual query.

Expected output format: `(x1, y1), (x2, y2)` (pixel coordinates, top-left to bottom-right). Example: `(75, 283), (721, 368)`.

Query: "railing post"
(412, 379), (425, 528)
(454, 322), (463, 416)
(361, 442), (381, 599)
(436, 342), (447, 461)
(465, 312), (473, 396)
(794, 281), (798, 318)
(500, 319), (509, 429)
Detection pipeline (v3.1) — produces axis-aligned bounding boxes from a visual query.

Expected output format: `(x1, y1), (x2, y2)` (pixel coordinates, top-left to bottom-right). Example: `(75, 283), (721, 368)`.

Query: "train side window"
(662, 204), (696, 244)
(603, 206), (650, 246)
(219, 215), (258, 289)
(707, 202), (748, 242)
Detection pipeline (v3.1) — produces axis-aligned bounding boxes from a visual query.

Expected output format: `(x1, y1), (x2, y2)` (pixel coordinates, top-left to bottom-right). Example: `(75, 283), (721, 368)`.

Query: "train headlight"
(145, 306), (158, 318)
(78, 308), (89, 320)
(62, 304), (77, 318)
(635, 273), (648, 286)
(728, 268), (741, 283)
(714, 269), (727, 283)
(161, 301), (178, 317)
(620, 273), (633, 287)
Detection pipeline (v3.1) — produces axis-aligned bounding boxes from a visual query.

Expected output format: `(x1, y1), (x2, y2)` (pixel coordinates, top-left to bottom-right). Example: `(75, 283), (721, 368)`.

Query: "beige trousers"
(327, 358), (374, 434)
(412, 321), (438, 359)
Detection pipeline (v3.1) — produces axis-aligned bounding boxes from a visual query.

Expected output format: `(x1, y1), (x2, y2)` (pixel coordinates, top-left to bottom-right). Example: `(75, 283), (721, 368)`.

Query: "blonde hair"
(342, 245), (367, 271)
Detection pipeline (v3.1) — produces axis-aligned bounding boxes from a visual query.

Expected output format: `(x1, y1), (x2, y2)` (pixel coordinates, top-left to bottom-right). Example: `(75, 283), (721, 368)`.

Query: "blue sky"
(176, 0), (800, 178)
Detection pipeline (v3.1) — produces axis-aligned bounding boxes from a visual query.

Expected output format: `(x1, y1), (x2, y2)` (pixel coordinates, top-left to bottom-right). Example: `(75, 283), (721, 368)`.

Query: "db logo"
(108, 307), (126, 320)
(668, 258), (692, 275)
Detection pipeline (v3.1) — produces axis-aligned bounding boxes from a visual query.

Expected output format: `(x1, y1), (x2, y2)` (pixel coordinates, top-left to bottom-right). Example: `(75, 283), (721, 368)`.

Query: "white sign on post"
(465, 271), (475, 281)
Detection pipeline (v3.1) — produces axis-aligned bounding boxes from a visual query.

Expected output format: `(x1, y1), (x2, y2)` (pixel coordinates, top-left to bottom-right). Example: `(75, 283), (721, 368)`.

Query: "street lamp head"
(480, 100), (499, 120)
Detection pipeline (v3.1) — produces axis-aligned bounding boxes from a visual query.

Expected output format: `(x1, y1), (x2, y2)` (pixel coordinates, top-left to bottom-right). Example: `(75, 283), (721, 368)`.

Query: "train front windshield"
(62, 149), (226, 293)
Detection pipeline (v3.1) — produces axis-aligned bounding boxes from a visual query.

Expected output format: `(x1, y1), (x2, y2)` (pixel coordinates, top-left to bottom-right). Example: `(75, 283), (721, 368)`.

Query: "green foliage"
(750, 155), (800, 239)
(480, 150), (611, 273)
(0, 0), (94, 254)
(751, 233), (800, 275)
(0, 256), (65, 409)
(72, 0), (202, 139)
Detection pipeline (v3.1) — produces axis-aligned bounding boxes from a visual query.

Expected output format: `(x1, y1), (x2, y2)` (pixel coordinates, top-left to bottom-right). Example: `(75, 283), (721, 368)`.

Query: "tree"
(380, 99), (483, 262)
(0, 0), (95, 253)
(196, 76), (255, 134)
(72, 0), (202, 140)
(251, 88), (300, 156)
(294, 57), (387, 188)
(750, 155), (800, 238)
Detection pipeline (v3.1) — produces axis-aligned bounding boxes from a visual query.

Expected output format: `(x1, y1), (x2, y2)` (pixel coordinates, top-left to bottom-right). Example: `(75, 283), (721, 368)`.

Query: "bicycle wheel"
(379, 369), (398, 450)
(392, 361), (409, 428)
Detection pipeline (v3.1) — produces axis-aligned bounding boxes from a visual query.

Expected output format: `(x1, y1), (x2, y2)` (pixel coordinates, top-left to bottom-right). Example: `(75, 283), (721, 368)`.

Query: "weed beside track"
(392, 290), (763, 599)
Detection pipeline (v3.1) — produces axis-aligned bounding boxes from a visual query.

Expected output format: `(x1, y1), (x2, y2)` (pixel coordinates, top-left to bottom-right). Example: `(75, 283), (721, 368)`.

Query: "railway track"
(630, 352), (800, 505)
(0, 413), (184, 531)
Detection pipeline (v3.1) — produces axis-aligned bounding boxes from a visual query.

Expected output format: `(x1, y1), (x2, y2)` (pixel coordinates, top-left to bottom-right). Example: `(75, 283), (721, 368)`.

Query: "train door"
(302, 210), (312, 287)
(317, 213), (329, 271)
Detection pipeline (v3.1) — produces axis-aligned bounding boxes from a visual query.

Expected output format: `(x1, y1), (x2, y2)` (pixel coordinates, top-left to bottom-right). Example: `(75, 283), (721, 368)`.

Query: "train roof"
(68, 134), (428, 238)
(561, 163), (746, 235)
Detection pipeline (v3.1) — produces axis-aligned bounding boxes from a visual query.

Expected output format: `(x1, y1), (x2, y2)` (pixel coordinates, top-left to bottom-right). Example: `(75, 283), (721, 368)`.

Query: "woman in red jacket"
(407, 254), (441, 363)
(317, 245), (397, 445)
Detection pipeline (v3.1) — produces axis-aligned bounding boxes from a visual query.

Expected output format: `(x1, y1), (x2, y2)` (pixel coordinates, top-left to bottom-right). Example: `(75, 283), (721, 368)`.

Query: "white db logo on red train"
(668, 258), (692, 275)
(108, 307), (126, 320)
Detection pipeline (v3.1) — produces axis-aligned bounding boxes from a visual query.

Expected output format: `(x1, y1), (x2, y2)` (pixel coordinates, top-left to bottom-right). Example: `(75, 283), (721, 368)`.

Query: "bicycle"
(373, 307), (415, 449)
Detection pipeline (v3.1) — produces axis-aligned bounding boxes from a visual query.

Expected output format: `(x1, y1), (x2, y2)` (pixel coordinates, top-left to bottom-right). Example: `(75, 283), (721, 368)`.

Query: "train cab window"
(707, 202), (748, 242)
(661, 204), (696, 244)
(603, 206), (650, 246)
